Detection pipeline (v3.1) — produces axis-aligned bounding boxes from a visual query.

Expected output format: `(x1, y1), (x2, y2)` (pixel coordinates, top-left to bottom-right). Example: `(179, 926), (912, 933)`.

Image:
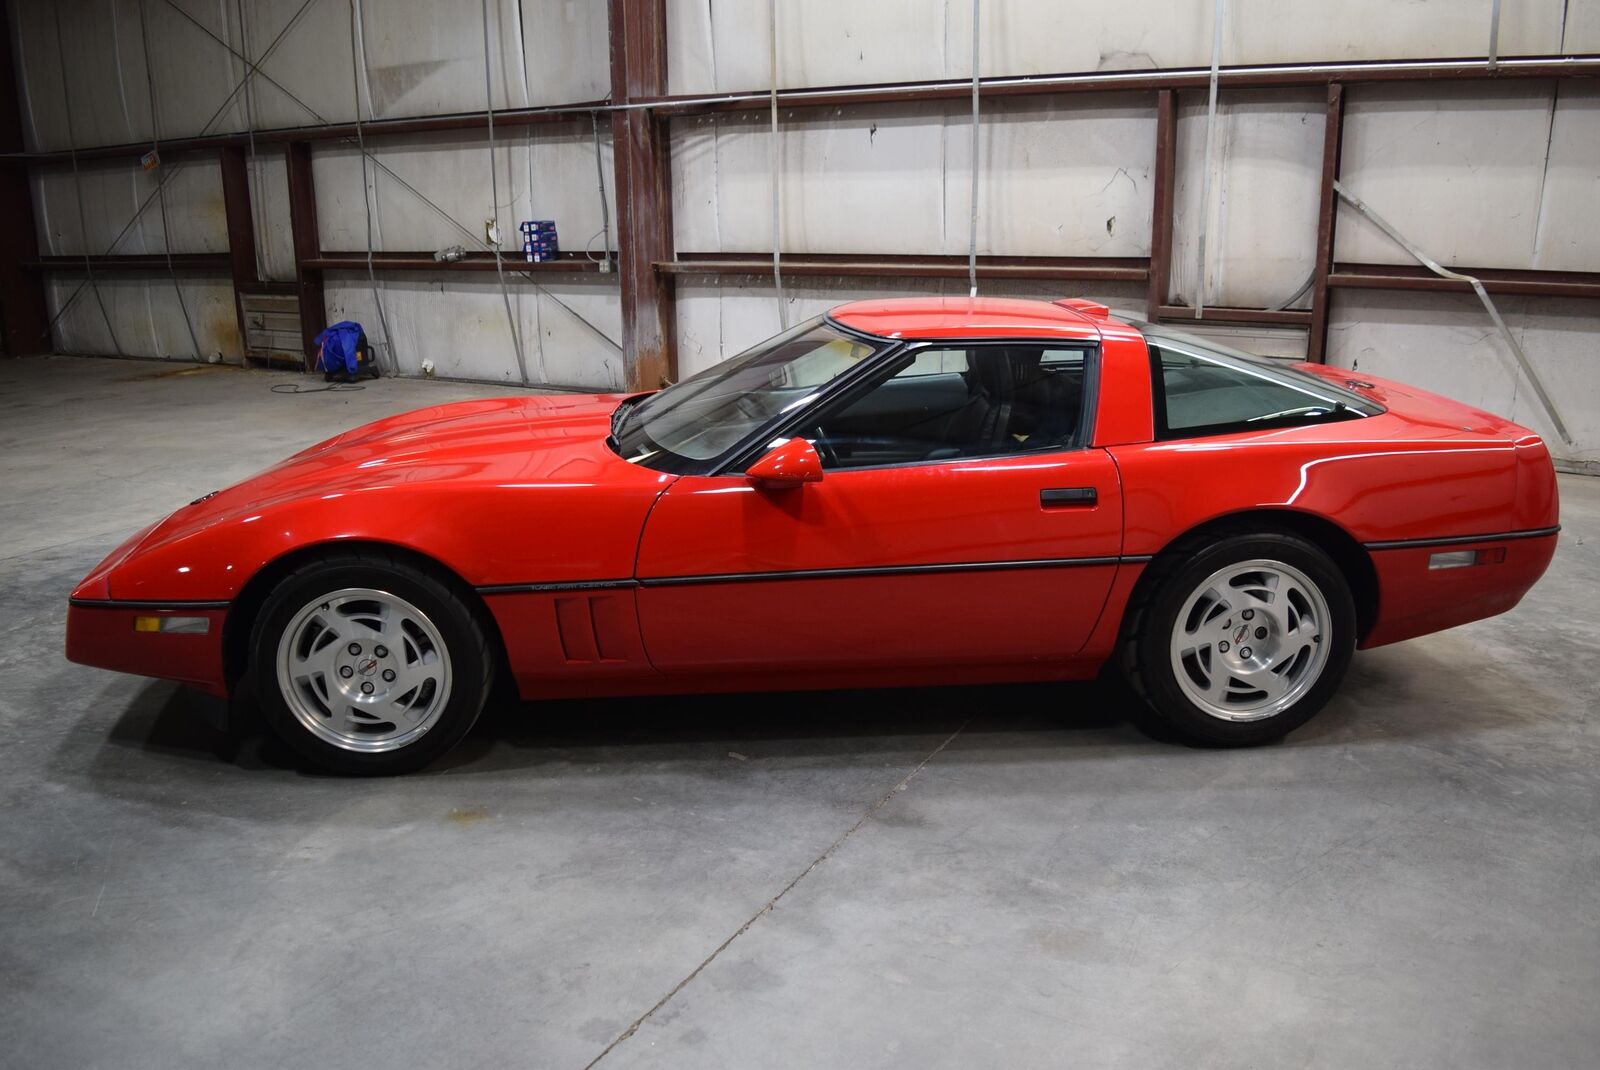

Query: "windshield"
(612, 317), (888, 470)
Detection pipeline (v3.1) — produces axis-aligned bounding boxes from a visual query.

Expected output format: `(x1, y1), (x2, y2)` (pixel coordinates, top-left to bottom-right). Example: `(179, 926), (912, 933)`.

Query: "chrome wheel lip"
(274, 587), (453, 753)
(1168, 558), (1332, 723)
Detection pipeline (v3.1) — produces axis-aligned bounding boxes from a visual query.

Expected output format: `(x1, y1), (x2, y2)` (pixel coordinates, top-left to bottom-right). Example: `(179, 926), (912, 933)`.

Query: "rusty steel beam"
(3, 101), (610, 167)
(659, 253), (1149, 282)
(1307, 84), (1345, 364)
(219, 146), (260, 356)
(639, 56), (1600, 117)
(0, 1), (48, 355)
(1329, 263), (1600, 299)
(610, 0), (675, 389)
(285, 141), (324, 366)
(306, 251), (601, 272)
(14, 56), (1594, 166)
(1147, 89), (1177, 320)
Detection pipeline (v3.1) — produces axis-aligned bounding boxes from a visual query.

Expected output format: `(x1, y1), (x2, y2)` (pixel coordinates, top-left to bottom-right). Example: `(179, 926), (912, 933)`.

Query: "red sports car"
(67, 298), (1559, 774)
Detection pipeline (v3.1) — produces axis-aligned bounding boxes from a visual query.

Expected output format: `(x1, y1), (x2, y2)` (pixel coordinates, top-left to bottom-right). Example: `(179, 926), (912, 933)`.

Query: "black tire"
(249, 550), (494, 775)
(1120, 529), (1356, 746)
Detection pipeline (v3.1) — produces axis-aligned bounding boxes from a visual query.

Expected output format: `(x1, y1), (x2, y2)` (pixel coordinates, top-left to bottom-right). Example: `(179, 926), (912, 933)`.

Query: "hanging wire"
(234, 0), (267, 282)
(481, 0), (532, 386)
(135, 0), (204, 360)
(1333, 180), (1571, 445)
(52, 5), (125, 358)
(769, 0), (787, 329)
(508, 0), (553, 382)
(967, 0), (980, 297)
(1265, 269), (1314, 312)
(1487, 0), (1503, 71)
(349, 0), (398, 376)
(1193, 0), (1228, 319)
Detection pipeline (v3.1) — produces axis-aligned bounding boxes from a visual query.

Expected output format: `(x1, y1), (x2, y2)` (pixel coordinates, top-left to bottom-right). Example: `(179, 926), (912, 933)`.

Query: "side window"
(811, 345), (1089, 469)
(1151, 343), (1354, 438)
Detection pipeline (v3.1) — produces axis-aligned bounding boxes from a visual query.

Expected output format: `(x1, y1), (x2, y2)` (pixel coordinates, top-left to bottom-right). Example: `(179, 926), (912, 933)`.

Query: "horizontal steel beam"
(1328, 262), (1600, 299)
(306, 251), (603, 273)
(5, 99), (611, 166)
(27, 253), (232, 272)
(659, 253), (1150, 281)
(641, 55), (1600, 116)
(10, 55), (1598, 166)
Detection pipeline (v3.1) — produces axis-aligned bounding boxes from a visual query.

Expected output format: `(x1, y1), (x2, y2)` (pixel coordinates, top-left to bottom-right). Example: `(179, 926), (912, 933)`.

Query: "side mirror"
(745, 437), (824, 488)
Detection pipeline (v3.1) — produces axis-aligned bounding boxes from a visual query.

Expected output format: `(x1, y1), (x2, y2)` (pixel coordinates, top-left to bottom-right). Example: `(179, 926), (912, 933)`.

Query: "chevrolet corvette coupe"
(67, 297), (1559, 774)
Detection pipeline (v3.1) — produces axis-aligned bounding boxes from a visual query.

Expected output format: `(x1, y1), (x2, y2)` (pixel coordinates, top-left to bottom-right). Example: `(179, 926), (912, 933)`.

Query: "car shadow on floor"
(91, 673), (1154, 776)
(73, 634), (1557, 789)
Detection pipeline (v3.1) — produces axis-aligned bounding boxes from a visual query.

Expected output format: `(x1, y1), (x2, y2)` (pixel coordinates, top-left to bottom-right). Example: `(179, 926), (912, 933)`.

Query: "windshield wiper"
(608, 396), (641, 452)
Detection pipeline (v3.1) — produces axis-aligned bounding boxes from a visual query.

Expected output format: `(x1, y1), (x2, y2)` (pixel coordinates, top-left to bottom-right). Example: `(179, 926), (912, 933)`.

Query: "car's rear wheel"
(1122, 531), (1356, 745)
(250, 552), (493, 774)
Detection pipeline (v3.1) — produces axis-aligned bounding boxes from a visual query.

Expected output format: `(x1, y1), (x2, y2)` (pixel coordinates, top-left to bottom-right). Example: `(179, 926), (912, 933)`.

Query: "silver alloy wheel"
(1168, 558), (1332, 722)
(275, 588), (453, 753)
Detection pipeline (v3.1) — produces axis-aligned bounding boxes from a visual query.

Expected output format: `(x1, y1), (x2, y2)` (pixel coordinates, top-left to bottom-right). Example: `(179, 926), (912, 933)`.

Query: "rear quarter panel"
(1110, 415), (1522, 553)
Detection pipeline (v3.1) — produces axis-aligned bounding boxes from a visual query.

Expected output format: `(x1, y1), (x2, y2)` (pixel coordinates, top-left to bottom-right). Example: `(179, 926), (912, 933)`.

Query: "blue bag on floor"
(314, 321), (366, 378)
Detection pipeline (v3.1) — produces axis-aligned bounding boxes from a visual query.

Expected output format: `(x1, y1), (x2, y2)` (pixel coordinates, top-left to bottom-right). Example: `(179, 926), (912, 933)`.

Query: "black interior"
(813, 346), (1087, 469)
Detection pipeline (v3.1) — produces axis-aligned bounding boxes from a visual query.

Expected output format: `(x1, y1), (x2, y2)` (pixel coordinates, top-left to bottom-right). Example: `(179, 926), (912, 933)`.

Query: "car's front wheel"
(250, 551), (493, 774)
(1122, 531), (1356, 745)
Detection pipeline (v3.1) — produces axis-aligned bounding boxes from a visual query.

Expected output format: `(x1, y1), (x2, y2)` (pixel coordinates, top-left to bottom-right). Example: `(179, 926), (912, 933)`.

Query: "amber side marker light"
(133, 616), (211, 635)
(1428, 547), (1507, 570)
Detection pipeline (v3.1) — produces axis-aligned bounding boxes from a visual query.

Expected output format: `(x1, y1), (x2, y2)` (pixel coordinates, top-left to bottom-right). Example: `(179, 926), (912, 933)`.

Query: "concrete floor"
(2, 354), (1596, 1069)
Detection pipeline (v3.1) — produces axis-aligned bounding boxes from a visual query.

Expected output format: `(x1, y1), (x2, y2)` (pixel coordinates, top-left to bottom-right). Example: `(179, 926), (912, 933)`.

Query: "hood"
(78, 392), (674, 602)
(168, 393), (628, 535)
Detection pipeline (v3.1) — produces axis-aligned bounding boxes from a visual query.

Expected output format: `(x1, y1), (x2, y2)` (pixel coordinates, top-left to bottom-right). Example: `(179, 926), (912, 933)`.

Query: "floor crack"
(580, 717), (971, 1069)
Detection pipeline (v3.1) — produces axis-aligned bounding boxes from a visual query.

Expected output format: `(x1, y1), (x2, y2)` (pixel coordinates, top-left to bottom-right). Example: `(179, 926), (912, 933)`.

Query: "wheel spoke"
(341, 615), (387, 644)
(1250, 667), (1287, 701)
(1204, 671), (1234, 705)
(389, 662), (434, 701)
(275, 587), (454, 753)
(323, 703), (354, 732)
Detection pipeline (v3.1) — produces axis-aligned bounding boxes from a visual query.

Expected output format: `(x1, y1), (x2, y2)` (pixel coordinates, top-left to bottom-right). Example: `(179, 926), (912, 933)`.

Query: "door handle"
(1040, 487), (1097, 507)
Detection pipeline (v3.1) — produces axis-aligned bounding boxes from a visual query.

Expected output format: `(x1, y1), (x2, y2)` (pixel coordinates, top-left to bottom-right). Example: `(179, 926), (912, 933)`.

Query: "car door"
(632, 343), (1124, 675)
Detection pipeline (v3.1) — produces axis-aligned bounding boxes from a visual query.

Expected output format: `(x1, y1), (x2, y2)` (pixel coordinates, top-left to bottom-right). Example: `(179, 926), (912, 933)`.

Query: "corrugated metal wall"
(8, 0), (1599, 465)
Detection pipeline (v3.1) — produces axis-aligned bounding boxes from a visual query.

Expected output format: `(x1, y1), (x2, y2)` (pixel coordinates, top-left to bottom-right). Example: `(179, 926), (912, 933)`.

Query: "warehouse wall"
(8, 0), (1600, 467)
(12, 0), (613, 374)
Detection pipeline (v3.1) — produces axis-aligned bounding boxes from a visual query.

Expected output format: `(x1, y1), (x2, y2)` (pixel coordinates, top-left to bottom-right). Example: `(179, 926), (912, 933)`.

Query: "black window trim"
(713, 334), (1102, 476)
(619, 314), (905, 477)
(1146, 335), (1376, 442)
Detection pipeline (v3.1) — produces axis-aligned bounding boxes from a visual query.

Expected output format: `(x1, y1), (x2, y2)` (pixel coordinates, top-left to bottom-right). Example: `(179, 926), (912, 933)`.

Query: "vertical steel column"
(219, 145), (260, 357)
(1146, 89), (1177, 321)
(608, 0), (676, 389)
(0, 1), (49, 355)
(285, 140), (326, 365)
(1307, 83), (1345, 364)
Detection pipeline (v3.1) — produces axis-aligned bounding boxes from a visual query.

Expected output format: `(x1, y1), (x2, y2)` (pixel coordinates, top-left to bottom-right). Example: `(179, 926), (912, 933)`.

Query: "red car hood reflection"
(175, 393), (629, 532)
(82, 392), (665, 603)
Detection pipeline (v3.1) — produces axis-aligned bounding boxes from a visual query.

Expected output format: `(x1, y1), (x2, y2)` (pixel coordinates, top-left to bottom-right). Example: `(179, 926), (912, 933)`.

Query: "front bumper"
(65, 601), (230, 697)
